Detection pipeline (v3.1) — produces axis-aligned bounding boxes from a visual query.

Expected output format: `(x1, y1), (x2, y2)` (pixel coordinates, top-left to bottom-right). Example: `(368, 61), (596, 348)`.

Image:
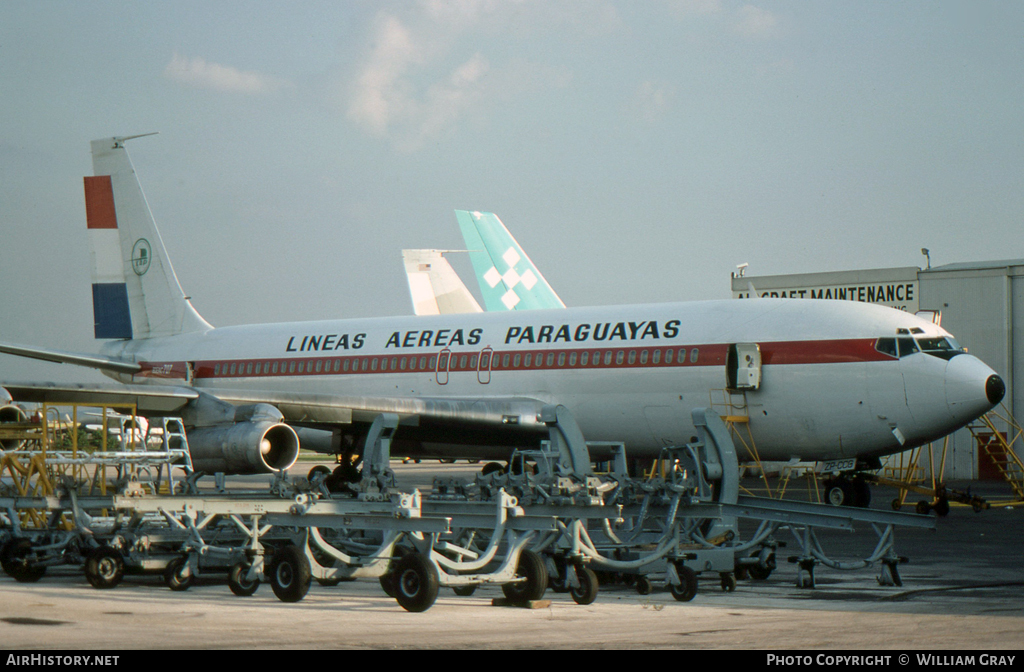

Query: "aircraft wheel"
(228, 562), (259, 597)
(1, 539), (46, 583)
(570, 566), (599, 605)
(635, 575), (653, 595)
(85, 547), (124, 589)
(480, 462), (504, 476)
(852, 478), (871, 508)
(268, 544), (311, 603)
(393, 552), (439, 613)
(164, 556), (193, 591)
(501, 550), (548, 603)
(669, 564), (698, 602)
(307, 465), (331, 484)
(825, 479), (853, 507)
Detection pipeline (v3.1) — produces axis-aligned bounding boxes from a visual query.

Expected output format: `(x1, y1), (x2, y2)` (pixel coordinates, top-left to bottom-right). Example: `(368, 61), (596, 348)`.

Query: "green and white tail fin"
(454, 210), (565, 312)
(85, 135), (211, 339)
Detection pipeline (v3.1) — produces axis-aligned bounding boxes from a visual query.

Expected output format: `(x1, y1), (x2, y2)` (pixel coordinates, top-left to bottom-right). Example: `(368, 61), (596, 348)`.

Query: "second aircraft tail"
(454, 210), (565, 312)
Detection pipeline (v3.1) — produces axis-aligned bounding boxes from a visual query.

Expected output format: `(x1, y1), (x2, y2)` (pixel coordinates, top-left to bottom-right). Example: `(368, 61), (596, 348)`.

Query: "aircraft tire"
(268, 545), (311, 603)
(85, 547), (124, 589)
(393, 552), (439, 613)
(501, 550), (548, 603)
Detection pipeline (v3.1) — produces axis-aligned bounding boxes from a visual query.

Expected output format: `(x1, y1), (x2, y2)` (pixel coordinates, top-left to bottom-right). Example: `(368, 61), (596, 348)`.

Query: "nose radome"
(945, 354), (1003, 420)
(987, 374), (1006, 405)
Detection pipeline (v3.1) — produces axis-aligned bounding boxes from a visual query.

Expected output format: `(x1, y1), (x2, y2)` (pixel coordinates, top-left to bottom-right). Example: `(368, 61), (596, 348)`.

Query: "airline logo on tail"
(84, 135), (211, 341)
(455, 210), (565, 312)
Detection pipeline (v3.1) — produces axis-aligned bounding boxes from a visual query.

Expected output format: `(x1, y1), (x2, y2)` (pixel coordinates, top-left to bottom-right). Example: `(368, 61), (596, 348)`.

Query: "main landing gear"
(822, 475), (871, 508)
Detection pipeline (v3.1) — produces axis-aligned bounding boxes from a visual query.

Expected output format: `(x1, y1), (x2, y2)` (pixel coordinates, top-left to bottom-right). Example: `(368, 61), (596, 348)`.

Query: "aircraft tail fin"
(454, 211), (565, 311)
(85, 135), (212, 340)
(402, 249), (482, 315)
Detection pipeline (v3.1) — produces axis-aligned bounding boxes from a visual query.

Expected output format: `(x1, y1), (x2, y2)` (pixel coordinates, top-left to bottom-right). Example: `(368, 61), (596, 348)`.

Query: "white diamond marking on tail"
(520, 269), (538, 291)
(502, 267), (521, 288)
(501, 289), (521, 309)
(502, 247), (521, 268)
(483, 266), (502, 288)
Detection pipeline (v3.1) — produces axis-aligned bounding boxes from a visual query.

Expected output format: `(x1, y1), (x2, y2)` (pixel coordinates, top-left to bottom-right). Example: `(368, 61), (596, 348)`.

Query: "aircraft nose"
(945, 354), (1003, 420)
(987, 374), (1006, 405)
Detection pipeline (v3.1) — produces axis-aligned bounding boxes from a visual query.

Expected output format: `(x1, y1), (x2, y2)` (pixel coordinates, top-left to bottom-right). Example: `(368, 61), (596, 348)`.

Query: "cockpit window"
(916, 336), (965, 360)
(875, 338), (897, 358)
(897, 337), (919, 358)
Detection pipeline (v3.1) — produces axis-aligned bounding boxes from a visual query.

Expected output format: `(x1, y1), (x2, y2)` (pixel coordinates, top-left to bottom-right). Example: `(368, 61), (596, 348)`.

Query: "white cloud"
(734, 4), (778, 37)
(344, 2), (604, 151)
(630, 80), (675, 125)
(164, 53), (289, 94)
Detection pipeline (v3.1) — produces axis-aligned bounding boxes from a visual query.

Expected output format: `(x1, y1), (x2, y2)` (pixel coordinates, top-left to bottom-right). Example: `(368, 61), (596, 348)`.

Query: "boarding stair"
(968, 406), (1024, 502)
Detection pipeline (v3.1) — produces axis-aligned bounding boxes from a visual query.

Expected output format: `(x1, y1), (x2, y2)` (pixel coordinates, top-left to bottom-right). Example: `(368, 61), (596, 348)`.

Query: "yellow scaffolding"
(967, 405), (1024, 503)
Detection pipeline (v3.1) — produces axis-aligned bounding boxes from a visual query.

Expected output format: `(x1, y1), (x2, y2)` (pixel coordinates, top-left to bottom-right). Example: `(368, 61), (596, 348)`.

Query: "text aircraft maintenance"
(0, 137), (1006, 502)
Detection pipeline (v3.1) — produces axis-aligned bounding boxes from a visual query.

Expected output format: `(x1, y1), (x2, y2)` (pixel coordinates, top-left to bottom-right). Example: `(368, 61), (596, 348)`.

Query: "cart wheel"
(720, 572), (737, 592)
(393, 552), (439, 613)
(669, 564), (698, 602)
(501, 550), (548, 603)
(916, 500), (931, 514)
(268, 545), (311, 603)
(570, 566), (599, 605)
(933, 498), (950, 517)
(85, 547), (125, 589)
(452, 584), (477, 596)
(747, 551), (775, 581)
(635, 575), (653, 596)
(228, 562), (260, 597)
(164, 556), (193, 591)
(1, 539), (45, 583)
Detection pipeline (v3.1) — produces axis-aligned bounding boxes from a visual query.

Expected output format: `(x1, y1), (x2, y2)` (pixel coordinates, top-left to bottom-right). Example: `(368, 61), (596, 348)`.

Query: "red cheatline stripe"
(84, 176), (118, 229)
(135, 338), (892, 381)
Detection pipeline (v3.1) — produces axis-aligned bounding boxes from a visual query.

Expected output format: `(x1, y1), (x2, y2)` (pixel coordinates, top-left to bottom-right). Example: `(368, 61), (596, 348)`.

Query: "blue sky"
(2, 1), (1022, 381)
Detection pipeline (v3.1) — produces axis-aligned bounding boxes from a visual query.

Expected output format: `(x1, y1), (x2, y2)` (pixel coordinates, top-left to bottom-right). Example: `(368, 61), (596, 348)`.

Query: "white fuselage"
(104, 298), (1000, 462)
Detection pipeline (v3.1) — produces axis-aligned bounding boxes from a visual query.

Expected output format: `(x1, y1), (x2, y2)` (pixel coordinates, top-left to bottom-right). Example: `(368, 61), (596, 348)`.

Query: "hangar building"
(731, 260), (1024, 481)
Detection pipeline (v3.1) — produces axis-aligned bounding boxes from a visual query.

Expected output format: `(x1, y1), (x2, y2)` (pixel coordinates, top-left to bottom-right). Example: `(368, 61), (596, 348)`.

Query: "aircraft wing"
(0, 380), (548, 434)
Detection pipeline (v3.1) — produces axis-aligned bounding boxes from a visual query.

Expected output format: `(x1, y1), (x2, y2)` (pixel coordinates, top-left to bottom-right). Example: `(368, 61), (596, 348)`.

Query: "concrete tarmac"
(1, 465), (1022, 650)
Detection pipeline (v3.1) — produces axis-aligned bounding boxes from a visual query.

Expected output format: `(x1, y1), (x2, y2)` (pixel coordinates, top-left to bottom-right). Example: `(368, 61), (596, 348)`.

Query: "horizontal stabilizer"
(0, 342), (142, 375)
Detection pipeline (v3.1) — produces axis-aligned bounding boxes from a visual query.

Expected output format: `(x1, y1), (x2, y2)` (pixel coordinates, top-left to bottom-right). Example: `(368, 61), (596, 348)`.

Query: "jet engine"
(0, 402), (28, 450)
(187, 420), (299, 474)
(180, 396), (300, 474)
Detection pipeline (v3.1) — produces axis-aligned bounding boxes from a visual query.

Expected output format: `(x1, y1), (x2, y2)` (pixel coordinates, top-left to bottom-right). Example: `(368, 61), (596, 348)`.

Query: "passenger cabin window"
(690, 348), (698, 363)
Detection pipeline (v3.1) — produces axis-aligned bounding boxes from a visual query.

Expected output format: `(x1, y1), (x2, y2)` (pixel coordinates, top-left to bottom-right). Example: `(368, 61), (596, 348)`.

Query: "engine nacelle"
(0, 403), (29, 450)
(186, 420), (300, 474)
